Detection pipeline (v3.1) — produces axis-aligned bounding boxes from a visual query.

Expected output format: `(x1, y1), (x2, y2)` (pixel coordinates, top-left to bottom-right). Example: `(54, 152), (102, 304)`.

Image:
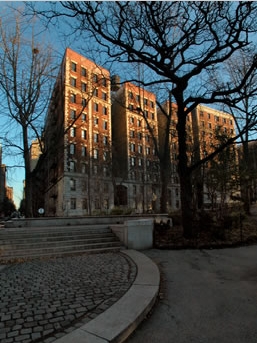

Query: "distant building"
(112, 82), (160, 213)
(30, 139), (42, 172)
(191, 104), (237, 208)
(41, 48), (113, 216)
(32, 48), (240, 217)
(0, 145), (6, 204)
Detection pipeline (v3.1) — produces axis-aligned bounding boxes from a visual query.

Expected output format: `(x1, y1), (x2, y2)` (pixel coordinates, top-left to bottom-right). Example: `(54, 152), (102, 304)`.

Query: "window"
(70, 144), (75, 155)
(69, 161), (75, 172)
(81, 146), (87, 156)
(128, 104), (133, 111)
(137, 119), (141, 127)
(150, 101), (154, 108)
(71, 62), (77, 72)
(138, 158), (142, 166)
(94, 117), (99, 126)
(201, 121), (205, 127)
(137, 132), (142, 140)
(81, 163), (87, 174)
(82, 98), (87, 106)
(93, 74), (98, 83)
(144, 98), (148, 106)
(71, 77), (76, 87)
(93, 149), (99, 159)
(130, 130), (135, 138)
(208, 123), (212, 129)
(93, 165), (98, 174)
(82, 198), (88, 210)
(70, 94), (76, 103)
(102, 78), (107, 87)
(208, 113), (211, 119)
(103, 121), (108, 130)
(138, 145), (142, 153)
(95, 198), (100, 209)
(103, 136), (108, 145)
(94, 103), (99, 112)
(81, 129), (87, 139)
(131, 157), (136, 166)
(93, 88), (98, 97)
(82, 113), (87, 121)
(130, 117), (134, 124)
(102, 106), (107, 115)
(133, 185), (137, 194)
(81, 82), (87, 92)
(223, 118), (227, 124)
(136, 94), (140, 102)
(102, 92), (107, 101)
(215, 115), (220, 122)
(103, 166), (108, 176)
(70, 109), (76, 119)
(70, 127), (76, 137)
(104, 183), (109, 193)
(70, 198), (76, 209)
(146, 147), (150, 155)
(70, 178), (76, 191)
(128, 91), (133, 99)
(103, 151), (108, 161)
(131, 143), (135, 152)
(151, 112), (155, 120)
(81, 67), (87, 77)
(144, 110), (148, 118)
(94, 133), (99, 143)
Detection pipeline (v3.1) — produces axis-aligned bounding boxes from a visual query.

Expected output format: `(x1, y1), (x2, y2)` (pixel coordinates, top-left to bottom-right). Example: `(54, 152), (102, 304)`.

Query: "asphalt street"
(126, 245), (257, 343)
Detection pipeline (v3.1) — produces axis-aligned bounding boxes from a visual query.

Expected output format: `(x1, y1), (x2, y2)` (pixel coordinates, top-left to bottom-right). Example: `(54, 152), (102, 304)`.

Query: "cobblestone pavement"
(0, 252), (137, 343)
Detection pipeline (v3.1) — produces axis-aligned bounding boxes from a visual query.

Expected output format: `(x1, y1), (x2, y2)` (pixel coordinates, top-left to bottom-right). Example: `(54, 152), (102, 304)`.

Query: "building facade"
(33, 48), (238, 217)
(112, 82), (160, 213)
(191, 104), (237, 208)
(43, 48), (113, 216)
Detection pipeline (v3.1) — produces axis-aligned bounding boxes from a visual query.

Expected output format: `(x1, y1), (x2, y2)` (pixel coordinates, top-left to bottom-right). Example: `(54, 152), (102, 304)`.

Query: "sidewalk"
(126, 245), (257, 343)
(0, 250), (159, 343)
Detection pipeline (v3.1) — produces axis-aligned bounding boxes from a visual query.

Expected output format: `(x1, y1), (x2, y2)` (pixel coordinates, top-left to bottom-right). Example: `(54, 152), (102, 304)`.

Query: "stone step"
(0, 246), (122, 263)
(1, 236), (120, 249)
(0, 224), (122, 262)
(0, 232), (117, 245)
(0, 224), (110, 236)
(0, 240), (121, 256)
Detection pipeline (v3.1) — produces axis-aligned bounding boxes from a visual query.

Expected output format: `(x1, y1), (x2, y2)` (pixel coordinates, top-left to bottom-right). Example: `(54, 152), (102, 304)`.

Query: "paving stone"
(0, 252), (136, 343)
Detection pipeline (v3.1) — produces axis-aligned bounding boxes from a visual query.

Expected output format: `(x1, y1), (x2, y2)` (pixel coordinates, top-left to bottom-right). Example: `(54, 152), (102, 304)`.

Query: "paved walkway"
(0, 252), (137, 343)
(126, 245), (257, 343)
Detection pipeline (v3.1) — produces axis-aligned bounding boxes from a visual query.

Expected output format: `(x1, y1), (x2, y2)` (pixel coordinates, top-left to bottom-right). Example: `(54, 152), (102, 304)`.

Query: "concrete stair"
(0, 224), (122, 262)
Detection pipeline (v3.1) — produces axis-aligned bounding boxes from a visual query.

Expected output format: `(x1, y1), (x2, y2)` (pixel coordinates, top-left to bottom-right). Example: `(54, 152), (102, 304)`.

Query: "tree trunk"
(176, 102), (193, 238)
(160, 165), (169, 213)
(23, 126), (33, 218)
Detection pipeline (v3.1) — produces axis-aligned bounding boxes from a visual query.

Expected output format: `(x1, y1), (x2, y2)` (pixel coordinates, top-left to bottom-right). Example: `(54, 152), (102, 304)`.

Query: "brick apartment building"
(32, 48), (237, 217)
(41, 48), (113, 216)
(112, 82), (160, 212)
(191, 104), (237, 207)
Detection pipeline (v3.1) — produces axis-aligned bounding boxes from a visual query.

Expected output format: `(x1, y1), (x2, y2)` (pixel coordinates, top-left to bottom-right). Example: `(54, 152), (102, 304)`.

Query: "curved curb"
(53, 250), (160, 343)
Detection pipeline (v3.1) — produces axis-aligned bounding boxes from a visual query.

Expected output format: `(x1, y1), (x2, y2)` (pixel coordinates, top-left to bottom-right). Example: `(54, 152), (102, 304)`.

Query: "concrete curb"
(53, 250), (160, 343)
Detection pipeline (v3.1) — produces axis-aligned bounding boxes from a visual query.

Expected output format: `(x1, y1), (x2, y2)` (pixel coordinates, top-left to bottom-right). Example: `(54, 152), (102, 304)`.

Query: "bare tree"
(220, 51), (257, 213)
(0, 13), (55, 217)
(31, 1), (257, 237)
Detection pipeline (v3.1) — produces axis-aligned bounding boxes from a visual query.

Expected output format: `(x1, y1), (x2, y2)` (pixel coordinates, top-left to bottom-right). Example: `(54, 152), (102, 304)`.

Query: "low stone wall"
(111, 218), (156, 250)
(3, 214), (169, 229)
